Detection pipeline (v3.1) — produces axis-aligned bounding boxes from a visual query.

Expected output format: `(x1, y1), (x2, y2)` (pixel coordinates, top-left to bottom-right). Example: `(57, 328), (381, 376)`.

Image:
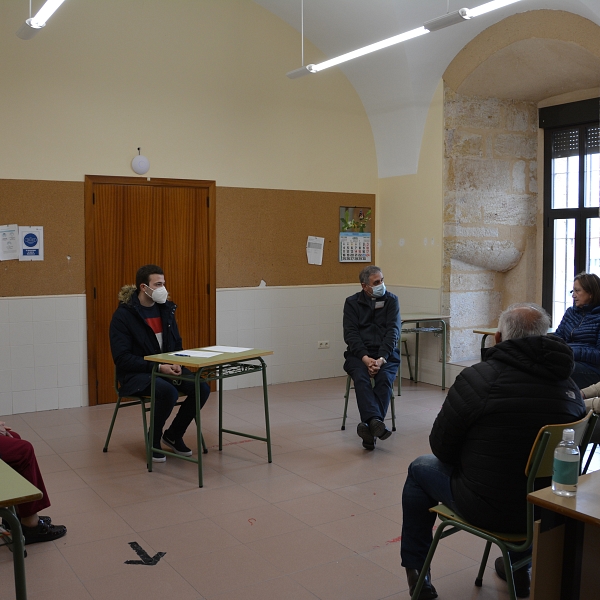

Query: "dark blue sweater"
(555, 304), (600, 370)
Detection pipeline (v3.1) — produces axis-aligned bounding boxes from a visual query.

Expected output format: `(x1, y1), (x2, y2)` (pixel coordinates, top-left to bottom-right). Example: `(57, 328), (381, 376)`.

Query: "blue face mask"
(371, 283), (386, 298)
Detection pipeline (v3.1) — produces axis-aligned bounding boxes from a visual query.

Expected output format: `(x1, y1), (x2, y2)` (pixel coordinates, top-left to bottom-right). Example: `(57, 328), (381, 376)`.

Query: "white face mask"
(145, 285), (168, 304)
(371, 282), (386, 298)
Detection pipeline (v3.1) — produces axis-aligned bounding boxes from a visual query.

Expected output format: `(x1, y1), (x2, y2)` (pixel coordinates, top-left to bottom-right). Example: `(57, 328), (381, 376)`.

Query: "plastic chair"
(410, 411), (597, 600)
(341, 374), (396, 432)
(103, 369), (207, 456)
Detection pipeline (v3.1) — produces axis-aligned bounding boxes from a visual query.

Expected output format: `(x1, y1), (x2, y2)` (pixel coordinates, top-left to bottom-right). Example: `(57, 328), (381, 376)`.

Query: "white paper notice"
(19, 226), (44, 261)
(0, 224), (19, 261)
(168, 350), (222, 358)
(306, 236), (324, 265)
(201, 346), (252, 353)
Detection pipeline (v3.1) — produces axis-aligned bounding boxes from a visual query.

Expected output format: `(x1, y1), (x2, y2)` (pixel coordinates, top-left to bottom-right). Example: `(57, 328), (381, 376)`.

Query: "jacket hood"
(485, 334), (574, 380)
(118, 285), (137, 304)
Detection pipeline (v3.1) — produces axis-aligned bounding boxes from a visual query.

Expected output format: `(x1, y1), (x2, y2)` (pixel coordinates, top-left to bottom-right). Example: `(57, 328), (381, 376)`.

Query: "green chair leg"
(341, 375), (351, 430)
(103, 397), (124, 452)
(475, 540), (492, 586)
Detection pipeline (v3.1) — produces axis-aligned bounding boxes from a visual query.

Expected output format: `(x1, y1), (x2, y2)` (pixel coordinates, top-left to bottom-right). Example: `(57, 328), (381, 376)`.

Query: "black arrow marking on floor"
(124, 541), (166, 565)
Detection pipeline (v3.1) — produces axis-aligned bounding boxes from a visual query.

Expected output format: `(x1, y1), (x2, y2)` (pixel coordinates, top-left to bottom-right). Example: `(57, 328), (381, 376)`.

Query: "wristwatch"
(378, 357), (387, 364)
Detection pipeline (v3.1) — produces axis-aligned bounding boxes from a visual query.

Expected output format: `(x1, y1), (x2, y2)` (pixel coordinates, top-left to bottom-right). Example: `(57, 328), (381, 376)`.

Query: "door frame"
(84, 175), (216, 406)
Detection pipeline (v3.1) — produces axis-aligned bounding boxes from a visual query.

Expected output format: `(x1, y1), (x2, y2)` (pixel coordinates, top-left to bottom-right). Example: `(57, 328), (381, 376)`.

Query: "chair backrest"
(524, 411), (595, 483)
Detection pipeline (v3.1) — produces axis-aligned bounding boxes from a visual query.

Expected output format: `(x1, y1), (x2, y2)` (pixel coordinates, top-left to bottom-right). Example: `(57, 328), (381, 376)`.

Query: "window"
(541, 99), (600, 325)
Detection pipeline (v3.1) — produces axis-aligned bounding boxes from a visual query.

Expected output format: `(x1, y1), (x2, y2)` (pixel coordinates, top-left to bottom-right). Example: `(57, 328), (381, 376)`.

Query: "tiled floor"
(1, 377), (595, 600)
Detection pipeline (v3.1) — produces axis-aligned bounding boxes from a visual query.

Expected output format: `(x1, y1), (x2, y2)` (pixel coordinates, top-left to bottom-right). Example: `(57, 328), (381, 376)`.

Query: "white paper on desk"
(168, 350), (222, 358)
(306, 236), (324, 265)
(201, 345), (252, 353)
(0, 224), (19, 261)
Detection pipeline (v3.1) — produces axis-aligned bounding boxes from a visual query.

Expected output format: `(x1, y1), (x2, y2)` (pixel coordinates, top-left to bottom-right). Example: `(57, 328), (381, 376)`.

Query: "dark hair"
(574, 272), (600, 306)
(497, 303), (550, 341)
(136, 264), (164, 292)
(359, 265), (382, 285)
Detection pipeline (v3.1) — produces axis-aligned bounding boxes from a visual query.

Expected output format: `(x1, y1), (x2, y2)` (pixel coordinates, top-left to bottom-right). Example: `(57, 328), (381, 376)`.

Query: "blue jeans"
(141, 369), (210, 446)
(401, 454), (458, 569)
(400, 454), (531, 570)
(570, 361), (600, 388)
(344, 348), (400, 423)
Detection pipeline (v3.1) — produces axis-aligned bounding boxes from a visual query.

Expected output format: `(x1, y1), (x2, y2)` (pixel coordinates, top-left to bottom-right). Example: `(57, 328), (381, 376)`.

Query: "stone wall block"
(446, 130), (484, 157)
(449, 239), (522, 272)
(448, 328), (489, 362)
(449, 290), (502, 329)
(453, 158), (512, 193)
(512, 160), (527, 193)
(454, 193), (484, 224)
(529, 161), (538, 193)
(447, 97), (502, 129)
(494, 134), (537, 159)
(445, 224), (499, 238)
(482, 193), (536, 226)
(504, 104), (529, 132)
(450, 272), (495, 291)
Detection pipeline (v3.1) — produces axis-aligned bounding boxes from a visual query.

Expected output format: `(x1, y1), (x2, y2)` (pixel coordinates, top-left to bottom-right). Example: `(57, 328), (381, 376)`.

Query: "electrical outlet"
(318, 340), (330, 349)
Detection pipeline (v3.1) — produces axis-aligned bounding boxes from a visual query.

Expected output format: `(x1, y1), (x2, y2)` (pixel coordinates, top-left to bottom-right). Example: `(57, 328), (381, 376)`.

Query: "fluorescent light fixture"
(16, 0), (68, 40)
(424, 8), (470, 32)
(466, 0), (522, 19)
(287, 0), (522, 78)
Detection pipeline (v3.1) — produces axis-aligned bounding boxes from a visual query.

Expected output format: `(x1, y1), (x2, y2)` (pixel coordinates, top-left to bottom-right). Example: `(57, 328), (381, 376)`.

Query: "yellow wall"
(0, 0), (377, 194)
(376, 80), (444, 287)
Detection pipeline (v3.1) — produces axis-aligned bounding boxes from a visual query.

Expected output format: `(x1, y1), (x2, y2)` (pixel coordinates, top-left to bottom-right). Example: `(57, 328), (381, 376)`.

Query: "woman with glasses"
(555, 272), (600, 388)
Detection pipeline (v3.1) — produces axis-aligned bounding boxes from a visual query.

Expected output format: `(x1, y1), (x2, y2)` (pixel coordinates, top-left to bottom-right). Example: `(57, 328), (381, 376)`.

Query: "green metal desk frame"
(145, 349), (273, 487)
(0, 459), (43, 600)
(400, 314), (449, 394)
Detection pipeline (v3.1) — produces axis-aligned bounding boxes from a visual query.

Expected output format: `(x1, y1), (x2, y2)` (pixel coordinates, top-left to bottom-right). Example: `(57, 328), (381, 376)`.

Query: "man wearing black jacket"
(343, 266), (400, 450)
(399, 303), (585, 600)
(109, 265), (210, 462)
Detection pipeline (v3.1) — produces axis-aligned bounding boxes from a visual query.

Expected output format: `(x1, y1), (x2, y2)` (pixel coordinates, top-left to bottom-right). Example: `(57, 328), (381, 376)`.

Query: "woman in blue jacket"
(555, 272), (600, 387)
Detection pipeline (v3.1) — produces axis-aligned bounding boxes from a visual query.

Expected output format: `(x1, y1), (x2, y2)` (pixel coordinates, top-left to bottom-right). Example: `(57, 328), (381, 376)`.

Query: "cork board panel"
(216, 187), (376, 287)
(0, 180), (85, 297)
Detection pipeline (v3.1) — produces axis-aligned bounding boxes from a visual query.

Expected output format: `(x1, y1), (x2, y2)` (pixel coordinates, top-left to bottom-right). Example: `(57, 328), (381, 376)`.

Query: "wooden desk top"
(144, 348), (273, 369)
(528, 471), (600, 528)
(0, 459), (43, 507)
(473, 327), (497, 335)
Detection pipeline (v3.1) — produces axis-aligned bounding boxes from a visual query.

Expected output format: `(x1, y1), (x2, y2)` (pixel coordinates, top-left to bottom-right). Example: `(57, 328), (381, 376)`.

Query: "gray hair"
(359, 265), (382, 285)
(497, 302), (551, 341)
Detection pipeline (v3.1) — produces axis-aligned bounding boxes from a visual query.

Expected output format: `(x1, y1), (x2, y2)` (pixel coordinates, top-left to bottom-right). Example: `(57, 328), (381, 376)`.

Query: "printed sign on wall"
(19, 226), (44, 261)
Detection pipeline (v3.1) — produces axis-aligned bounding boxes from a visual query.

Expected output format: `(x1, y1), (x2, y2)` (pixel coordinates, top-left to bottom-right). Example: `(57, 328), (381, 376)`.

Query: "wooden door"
(84, 176), (216, 405)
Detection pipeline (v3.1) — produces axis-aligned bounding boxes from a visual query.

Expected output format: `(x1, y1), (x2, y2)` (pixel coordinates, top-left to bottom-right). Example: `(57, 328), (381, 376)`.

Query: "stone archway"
(442, 10), (600, 361)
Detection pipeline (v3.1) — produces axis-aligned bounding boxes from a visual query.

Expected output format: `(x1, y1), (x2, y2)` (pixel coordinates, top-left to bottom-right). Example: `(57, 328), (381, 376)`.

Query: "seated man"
(110, 264), (210, 462)
(0, 422), (67, 544)
(343, 265), (400, 450)
(399, 303), (586, 600)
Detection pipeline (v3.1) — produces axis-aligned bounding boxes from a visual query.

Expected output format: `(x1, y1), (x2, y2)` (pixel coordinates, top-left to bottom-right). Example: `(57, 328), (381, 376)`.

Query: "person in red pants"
(0, 422), (66, 544)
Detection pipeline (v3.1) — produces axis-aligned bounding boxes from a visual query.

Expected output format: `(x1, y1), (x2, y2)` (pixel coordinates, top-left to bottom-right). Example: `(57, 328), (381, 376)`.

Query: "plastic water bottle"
(552, 428), (579, 497)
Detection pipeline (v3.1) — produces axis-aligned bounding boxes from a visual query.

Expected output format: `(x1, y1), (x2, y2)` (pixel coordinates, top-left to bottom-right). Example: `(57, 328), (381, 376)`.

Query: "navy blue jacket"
(430, 334), (585, 533)
(555, 304), (600, 370)
(343, 290), (400, 360)
(109, 285), (184, 396)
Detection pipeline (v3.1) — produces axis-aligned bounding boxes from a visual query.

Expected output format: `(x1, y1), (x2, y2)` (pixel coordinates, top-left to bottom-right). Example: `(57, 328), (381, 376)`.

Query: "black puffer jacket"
(109, 285), (184, 396)
(430, 335), (585, 532)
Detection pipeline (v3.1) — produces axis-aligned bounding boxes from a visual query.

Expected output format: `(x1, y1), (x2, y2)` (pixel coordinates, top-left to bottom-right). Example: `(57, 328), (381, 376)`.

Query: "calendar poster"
(339, 206), (372, 263)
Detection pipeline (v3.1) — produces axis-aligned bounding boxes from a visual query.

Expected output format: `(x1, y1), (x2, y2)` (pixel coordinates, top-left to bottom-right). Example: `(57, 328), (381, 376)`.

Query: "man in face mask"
(109, 264), (210, 462)
(343, 266), (400, 450)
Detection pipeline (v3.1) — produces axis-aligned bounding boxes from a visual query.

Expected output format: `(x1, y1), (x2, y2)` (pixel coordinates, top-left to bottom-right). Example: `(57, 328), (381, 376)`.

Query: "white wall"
(0, 286), (452, 415)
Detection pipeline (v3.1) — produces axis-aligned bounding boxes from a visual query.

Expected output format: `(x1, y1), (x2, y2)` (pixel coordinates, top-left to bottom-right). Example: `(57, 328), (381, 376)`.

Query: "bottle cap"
(563, 428), (575, 441)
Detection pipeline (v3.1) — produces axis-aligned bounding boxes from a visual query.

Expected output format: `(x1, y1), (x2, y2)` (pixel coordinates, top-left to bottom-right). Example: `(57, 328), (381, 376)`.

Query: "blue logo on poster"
(23, 233), (38, 247)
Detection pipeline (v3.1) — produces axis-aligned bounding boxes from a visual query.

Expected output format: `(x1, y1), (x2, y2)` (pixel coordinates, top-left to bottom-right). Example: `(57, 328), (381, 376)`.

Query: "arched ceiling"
(254, 0), (600, 178)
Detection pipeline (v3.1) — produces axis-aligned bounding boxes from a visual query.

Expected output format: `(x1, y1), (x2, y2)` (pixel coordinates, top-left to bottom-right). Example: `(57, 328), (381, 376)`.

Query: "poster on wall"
(19, 226), (44, 261)
(339, 206), (372, 263)
(0, 224), (19, 261)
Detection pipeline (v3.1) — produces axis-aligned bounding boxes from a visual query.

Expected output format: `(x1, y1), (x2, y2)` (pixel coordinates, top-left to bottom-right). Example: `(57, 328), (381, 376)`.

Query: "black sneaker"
(21, 519), (67, 545)
(152, 451), (166, 463)
(2, 515), (52, 531)
(357, 422), (376, 450)
(162, 432), (192, 456)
